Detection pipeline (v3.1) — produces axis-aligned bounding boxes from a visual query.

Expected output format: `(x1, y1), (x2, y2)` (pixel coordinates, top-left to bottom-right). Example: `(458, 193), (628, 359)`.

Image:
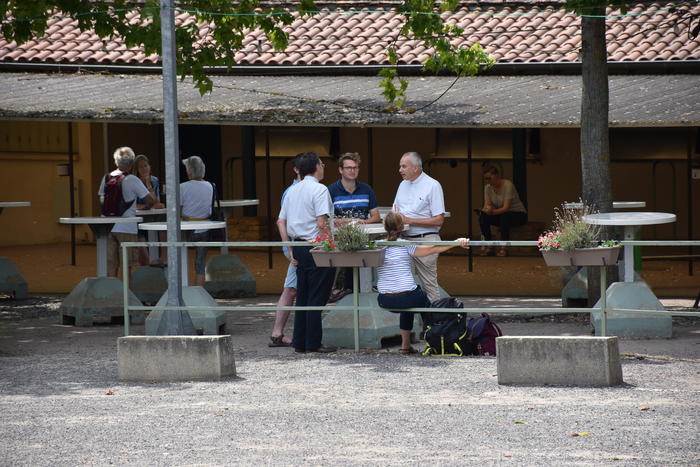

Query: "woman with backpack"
(377, 211), (469, 354)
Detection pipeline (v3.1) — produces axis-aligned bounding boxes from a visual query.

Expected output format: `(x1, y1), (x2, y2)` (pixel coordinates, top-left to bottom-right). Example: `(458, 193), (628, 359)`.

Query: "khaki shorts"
(107, 232), (139, 274)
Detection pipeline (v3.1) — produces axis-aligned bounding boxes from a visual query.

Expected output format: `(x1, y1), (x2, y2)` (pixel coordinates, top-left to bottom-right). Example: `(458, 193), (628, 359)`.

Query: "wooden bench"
(492, 221), (546, 256)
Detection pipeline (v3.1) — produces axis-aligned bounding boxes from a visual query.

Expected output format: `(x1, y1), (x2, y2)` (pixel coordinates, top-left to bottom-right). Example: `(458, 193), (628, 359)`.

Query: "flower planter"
(310, 247), (386, 267)
(541, 246), (621, 267)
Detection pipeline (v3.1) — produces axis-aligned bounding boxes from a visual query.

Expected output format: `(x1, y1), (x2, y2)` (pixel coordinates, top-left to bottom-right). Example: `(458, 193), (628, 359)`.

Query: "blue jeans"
(377, 286), (430, 331)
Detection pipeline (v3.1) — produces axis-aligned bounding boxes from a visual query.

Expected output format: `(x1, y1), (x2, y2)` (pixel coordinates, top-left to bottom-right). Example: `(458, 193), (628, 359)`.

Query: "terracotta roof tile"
(1, 2), (698, 68)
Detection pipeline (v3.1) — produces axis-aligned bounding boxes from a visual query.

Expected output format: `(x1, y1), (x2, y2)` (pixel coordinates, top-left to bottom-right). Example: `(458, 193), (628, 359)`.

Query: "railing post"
(122, 245), (130, 336)
(600, 265), (607, 337)
(353, 266), (360, 353)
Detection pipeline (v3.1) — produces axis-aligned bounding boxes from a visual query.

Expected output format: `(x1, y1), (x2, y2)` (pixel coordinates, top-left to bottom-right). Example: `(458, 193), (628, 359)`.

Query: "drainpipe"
(67, 122), (76, 265)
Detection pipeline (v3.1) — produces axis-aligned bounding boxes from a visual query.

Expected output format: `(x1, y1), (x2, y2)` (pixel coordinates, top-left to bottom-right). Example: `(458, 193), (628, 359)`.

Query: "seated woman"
(180, 156), (214, 287)
(478, 165), (527, 257)
(132, 154), (165, 266)
(377, 211), (469, 355)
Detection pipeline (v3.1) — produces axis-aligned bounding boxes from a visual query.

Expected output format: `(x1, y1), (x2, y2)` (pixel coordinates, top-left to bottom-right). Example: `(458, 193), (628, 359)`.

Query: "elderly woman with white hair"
(180, 156), (214, 287)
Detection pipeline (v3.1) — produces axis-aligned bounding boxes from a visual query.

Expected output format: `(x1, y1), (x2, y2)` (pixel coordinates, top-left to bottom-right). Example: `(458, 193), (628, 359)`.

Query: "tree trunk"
(580, 11), (617, 306)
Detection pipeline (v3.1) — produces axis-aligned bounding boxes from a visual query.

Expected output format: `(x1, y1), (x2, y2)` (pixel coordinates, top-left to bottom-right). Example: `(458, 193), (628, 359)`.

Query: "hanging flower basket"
(541, 246), (621, 267)
(311, 247), (386, 267)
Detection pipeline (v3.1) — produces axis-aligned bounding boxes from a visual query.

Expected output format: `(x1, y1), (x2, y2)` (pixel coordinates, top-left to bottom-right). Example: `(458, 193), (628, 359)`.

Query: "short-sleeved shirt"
(97, 169), (149, 235)
(281, 178), (299, 257)
(136, 175), (160, 206)
(327, 180), (378, 220)
(279, 175), (333, 241)
(376, 240), (418, 294)
(393, 172), (445, 236)
(484, 179), (527, 213)
(180, 180), (213, 233)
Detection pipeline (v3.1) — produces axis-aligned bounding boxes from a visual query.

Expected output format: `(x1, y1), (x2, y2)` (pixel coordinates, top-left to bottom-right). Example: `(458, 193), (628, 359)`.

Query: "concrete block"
(323, 293), (402, 349)
(562, 267), (587, 307)
(591, 281), (672, 339)
(0, 257), (28, 299)
(118, 335), (236, 381)
(59, 277), (144, 326)
(130, 266), (167, 305)
(146, 286), (227, 336)
(497, 336), (623, 386)
(204, 255), (256, 298)
(322, 292), (424, 349)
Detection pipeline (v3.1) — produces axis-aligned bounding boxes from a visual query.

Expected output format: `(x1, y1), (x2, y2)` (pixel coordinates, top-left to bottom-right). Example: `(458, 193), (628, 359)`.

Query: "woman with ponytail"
(377, 211), (469, 354)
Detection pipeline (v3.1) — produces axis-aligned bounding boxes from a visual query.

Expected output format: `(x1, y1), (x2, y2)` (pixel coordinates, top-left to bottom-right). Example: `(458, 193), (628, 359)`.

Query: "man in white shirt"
(98, 146), (161, 278)
(393, 151), (446, 303)
(277, 152), (337, 353)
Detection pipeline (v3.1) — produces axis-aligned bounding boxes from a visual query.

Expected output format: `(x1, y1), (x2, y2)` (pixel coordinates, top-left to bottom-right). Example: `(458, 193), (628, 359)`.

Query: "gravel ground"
(0, 295), (698, 466)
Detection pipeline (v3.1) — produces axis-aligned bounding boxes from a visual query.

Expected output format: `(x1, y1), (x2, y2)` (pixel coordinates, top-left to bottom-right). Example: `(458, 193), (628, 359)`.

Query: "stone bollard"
(118, 335), (236, 381)
(497, 336), (623, 386)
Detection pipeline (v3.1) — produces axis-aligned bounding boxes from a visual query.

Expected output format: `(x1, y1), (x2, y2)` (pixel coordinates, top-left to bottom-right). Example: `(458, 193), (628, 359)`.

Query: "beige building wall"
(0, 121), (102, 245)
(0, 121), (696, 248)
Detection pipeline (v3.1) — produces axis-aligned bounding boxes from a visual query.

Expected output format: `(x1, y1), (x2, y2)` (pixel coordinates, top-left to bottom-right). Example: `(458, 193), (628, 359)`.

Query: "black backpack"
(101, 173), (133, 216)
(422, 297), (472, 357)
(422, 298), (504, 357)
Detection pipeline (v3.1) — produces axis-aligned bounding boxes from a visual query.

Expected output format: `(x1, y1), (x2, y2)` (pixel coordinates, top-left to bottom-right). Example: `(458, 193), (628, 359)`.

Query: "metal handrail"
(121, 239), (700, 350)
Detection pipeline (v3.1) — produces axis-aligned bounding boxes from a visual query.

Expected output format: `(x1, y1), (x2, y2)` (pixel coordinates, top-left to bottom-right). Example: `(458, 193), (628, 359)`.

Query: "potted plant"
(538, 201), (621, 267)
(310, 223), (386, 267)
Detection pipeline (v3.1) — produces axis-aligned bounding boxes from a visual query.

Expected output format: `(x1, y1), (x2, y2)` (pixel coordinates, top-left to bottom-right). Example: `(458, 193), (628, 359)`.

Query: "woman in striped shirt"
(377, 212), (469, 354)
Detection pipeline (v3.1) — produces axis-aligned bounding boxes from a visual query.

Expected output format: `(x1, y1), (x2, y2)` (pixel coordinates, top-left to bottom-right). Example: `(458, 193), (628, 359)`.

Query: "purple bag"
(465, 313), (503, 356)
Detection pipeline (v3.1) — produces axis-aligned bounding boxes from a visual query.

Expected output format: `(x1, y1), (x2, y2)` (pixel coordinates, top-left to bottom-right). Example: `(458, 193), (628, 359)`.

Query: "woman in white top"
(377, 212), (469, 354)
(180, 156), (213, 287)
(478, 165), (527, 257)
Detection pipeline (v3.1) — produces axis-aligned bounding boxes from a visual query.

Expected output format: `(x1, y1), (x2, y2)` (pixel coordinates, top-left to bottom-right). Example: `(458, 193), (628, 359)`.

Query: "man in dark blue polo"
(277, 152), (337, 353)
(326, 152), (381, 302)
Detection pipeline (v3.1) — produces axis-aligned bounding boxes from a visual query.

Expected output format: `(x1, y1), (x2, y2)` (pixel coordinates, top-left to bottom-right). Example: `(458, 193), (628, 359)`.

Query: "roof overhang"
(0, 72), (698, 128)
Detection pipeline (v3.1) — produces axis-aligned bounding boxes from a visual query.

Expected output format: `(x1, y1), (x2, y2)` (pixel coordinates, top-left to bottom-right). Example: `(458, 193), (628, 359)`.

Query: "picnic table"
(57, 216), (144, 326)
(59, 216), (143, 277)
(582, 211), (677, 338)
(138, 220), (225, 286)
(322, 222), (411, 350)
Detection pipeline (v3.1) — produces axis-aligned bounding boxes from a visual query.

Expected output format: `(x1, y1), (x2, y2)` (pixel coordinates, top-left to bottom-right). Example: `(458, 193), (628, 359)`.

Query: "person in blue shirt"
(327, 152), (381, 302)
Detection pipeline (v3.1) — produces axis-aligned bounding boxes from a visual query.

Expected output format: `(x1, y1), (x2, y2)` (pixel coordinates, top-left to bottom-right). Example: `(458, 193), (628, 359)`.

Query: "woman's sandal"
(399, 346), (418, 355)
(481, 247), (495, 257)
(268, 335), (292, 347)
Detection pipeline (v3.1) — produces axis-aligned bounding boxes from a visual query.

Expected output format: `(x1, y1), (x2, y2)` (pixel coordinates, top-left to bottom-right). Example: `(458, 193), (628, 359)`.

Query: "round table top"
(0, 201), (31, 207)
(138, 221), (226, 231)
(360, 223), (409, 235)
(583, 212), (676, 226)
(377, 207), (451, 218)
(59, 216), (143, 224)
(564, 201), (646, 209)
(136, 208), (167, 216)
(219, 199), (260, 208)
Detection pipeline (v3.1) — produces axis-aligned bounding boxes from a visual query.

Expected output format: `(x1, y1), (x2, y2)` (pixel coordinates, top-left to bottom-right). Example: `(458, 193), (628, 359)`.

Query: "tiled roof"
(0, 1), (698, 67)
(1, 72), (698, 127)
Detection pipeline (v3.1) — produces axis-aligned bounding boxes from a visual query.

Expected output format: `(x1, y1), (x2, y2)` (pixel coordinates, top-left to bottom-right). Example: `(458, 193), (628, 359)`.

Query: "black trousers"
(292, 245), (336, 351)
(377, 286), (430, 331)
(479, 211), (527, 241)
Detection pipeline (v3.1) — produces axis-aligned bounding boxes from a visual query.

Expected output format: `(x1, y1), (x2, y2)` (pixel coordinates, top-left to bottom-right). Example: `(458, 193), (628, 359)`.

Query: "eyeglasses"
(342, 166), (359, 171)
